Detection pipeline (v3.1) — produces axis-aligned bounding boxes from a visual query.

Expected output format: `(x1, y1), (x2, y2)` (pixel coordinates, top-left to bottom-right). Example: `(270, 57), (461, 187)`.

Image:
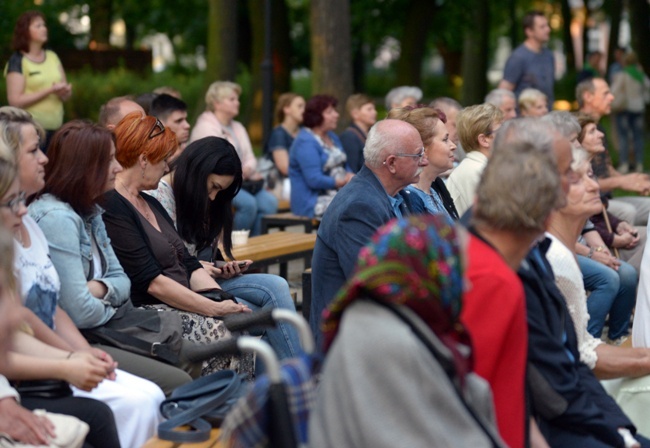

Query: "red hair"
(12, 11), (45, 53)
(42, 120), (115, 215)
(114, 112), (177, 168)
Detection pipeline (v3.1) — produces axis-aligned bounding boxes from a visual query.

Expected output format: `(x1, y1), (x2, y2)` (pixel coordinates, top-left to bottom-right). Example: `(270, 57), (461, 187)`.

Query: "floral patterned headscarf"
(321, 215), (472, 374)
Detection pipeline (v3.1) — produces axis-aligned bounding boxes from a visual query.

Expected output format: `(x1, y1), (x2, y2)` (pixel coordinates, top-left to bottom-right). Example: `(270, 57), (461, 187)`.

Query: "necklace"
(118, 180), (154, 223)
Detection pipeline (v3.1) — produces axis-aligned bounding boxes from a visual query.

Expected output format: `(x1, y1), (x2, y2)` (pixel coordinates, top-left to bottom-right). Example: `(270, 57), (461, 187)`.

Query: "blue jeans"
(220, 273), (301, 365)
(577, 255), (637, 340)
(616, 111), (645, 167)
(232, 188), (278, 236)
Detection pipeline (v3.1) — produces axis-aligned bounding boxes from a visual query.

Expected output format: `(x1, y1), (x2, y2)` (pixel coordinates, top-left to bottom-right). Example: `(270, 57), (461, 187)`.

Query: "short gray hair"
(575, 78), (596, 109)
(492, 117), (556, 157)
(541, 111), (580, 139)
(385, 86), (423, 109)
(485, 89), (516, 107)
(430, 97), (462, 111)
(472, 140), (561, 232)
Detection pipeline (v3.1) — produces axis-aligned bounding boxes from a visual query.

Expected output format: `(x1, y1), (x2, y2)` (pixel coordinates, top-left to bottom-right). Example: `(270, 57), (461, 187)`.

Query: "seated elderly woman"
(102, 112), (254, 377)
(387, 105), (459, 220)
(190, 81), (277, 235)
(543, 112), (638, 345)
(384, 85), (423, 110)
(518, 88), (549, 118)
(546, 145), (650, 435)
(309, 215), (505, 447)
(446, 103), (504, 216)
(289, 94), (354, 218)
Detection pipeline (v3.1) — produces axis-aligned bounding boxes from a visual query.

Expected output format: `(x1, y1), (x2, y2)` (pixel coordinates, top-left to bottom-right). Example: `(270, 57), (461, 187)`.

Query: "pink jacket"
(190, 111), (257, 176)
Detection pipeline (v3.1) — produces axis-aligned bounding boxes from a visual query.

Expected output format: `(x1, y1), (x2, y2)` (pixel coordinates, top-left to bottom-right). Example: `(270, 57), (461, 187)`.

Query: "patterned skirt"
(140, 304), (255, 378)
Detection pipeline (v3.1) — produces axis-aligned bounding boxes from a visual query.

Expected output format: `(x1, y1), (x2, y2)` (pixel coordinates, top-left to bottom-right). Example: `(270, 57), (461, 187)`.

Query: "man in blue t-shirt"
(499, 11), (555, 108)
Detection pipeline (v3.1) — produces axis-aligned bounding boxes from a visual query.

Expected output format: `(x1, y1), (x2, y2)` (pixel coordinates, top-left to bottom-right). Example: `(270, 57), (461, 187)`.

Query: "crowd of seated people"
(5, 11), (650, 446)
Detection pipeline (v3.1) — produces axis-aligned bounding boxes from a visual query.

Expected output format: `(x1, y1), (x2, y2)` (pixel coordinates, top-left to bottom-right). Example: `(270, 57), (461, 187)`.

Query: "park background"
(1, 0), (649, 157)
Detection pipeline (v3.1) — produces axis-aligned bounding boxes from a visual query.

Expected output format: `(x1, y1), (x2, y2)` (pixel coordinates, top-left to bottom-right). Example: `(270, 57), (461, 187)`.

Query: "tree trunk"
(394, 0), (437, 86)
(460, 0), (489, 106)
(605, 0), (622, 73)
(310, 0), (353, 111)
(272, 0), (291, 95)
(560, 0), (575, 73)
(247, 0), (265, 146)
(629, 0), (650, 74)
(206, 0), (238, 83)
(89, 0), (112, 48)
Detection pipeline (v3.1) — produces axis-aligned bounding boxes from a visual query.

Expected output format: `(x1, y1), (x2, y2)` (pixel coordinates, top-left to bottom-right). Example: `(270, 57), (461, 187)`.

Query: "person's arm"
(55, 61), (72, 101)
(594, 344), (650, 379)
(598, 172), (650, 194)
(272, 149), (289, 176)
(6, 332), (108, 391)
(5, 72), (60, 109)
(498, 79), (515, 91)
(293, 135), (338, 190)
(234, 121), (258, 179)
(147, 274), (248, 316)
(0, 377), (55, 446)
(35, 209), (129, 329)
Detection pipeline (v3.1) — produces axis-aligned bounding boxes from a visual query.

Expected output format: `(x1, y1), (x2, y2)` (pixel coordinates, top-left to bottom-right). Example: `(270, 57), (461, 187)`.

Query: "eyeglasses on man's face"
(394, 147), (426, 160)
(0, 191), (26, 214)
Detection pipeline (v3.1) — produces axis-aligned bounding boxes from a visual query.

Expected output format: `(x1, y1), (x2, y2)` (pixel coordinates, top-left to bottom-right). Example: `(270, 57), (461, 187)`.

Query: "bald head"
(99, 96), (145, 129)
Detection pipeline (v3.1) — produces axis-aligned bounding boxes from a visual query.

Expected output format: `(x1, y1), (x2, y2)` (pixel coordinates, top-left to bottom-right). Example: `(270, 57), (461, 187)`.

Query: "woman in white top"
(446, 103), (503, 216)
(546, 146), (650, 435)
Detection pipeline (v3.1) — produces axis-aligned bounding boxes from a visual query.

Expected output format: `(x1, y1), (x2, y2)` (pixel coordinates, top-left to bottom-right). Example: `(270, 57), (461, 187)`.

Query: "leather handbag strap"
(158, 370), (245, 443)
(85, 326), (179, 364)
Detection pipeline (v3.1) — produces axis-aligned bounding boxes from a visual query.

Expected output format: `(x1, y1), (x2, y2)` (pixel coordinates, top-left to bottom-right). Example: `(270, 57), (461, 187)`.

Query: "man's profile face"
(162, 110), (190, 144)
(588, 79), (614, 117)
(528, 16), (550, 44)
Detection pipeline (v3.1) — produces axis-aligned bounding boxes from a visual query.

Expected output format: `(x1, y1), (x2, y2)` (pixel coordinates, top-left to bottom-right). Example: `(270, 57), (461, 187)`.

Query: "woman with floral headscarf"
(309, 215), (505, 447)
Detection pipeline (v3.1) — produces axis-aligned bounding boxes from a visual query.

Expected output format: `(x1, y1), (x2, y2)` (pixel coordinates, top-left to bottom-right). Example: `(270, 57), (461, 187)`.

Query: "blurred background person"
(289, 94), (353, 218)
(518, 88), (549, 118)
(339, 94), (377, 173)
(384, 86), (422, 110)
(191, 81), (277, 236)
(4, 11), (71, 151)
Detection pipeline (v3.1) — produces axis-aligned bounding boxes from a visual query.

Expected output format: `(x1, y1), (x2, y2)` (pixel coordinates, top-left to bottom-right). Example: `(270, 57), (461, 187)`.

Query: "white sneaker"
(618, 162), (629, 174)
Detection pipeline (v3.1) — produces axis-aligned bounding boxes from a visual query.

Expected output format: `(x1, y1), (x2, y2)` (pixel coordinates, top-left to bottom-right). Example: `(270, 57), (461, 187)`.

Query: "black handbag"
(13, 380), (73, 399)
(158, 369), (247, 443)
(197, 288), (238, 303)
(241, 179), (265, 196)
(82, 301), (184, 365)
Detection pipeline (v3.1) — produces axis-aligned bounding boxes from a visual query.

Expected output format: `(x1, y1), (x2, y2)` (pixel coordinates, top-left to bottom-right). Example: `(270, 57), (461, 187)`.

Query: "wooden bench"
(142, 429), (222, 448)
(261, 212), (320, 234)
(277, 199), (290, 213)
(224, 231), (316, 279)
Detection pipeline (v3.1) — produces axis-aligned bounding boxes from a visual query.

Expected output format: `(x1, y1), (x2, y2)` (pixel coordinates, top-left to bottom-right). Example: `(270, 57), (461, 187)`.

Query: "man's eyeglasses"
(0, 191), (26, 214)
(394, 147), (426, 160)
(148, 118), (166, 139)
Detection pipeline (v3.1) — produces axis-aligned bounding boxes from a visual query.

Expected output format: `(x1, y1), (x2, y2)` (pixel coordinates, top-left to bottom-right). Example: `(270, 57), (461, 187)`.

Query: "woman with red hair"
(4, 11), (71, 150)
(102, 112), (254, 376)
(288, 94), (353, 218)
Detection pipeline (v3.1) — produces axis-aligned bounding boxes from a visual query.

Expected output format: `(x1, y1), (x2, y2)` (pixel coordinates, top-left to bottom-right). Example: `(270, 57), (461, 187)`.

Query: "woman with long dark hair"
(148, 136), (300, 362)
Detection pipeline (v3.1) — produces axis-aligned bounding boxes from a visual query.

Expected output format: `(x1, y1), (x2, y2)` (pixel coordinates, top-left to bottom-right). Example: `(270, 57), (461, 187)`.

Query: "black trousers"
(21, 395), (120, 448)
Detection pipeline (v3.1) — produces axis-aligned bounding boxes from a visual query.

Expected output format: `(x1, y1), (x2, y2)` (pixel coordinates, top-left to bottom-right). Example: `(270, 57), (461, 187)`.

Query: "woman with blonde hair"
(446, 103), (504, 215)
(190, 81), (277, 235)
(518, 88), (548, 117)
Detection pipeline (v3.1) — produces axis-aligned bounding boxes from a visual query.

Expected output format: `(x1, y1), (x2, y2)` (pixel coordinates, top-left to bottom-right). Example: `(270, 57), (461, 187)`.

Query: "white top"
(13, 215), (61, 330)
(446, 151), (488, 216)
(633, 226), (650, 347)
(545, 233), (603, 369)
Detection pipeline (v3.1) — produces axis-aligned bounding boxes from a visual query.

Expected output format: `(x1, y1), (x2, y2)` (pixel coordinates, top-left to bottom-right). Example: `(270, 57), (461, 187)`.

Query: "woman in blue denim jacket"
(27, 120), (254, 393)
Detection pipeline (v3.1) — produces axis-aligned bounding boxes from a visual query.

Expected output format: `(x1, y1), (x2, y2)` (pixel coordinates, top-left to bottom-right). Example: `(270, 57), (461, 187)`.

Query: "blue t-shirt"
(503, 44), (555, 106)
(265, 125), (295, 159)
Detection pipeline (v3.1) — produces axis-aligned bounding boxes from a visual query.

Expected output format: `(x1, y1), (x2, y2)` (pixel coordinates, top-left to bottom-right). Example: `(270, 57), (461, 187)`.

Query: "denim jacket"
(29, 193), (131, 328)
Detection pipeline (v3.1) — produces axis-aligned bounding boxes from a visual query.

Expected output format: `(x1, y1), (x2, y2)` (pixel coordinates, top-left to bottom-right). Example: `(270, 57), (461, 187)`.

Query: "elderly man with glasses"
(310, 119), (428, 346)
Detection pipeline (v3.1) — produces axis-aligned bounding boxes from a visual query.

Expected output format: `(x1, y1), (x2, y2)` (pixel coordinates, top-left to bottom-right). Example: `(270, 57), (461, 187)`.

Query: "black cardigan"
(102, 189), (202, 306)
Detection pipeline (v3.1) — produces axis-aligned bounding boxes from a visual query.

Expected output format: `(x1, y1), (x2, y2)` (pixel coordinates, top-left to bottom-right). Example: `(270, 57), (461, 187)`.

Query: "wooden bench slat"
(227, 233), (316, 262)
